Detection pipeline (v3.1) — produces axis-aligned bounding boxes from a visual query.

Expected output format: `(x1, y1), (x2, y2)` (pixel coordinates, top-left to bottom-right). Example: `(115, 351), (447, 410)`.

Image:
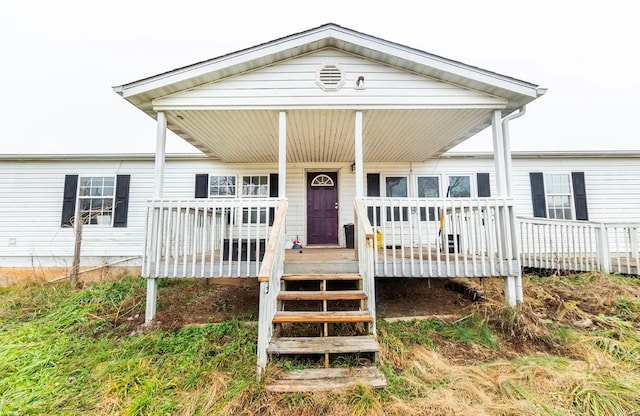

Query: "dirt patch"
(153, 279), (260, 330)
(376, 278), (474, 318)
(120, 277), (477, 332)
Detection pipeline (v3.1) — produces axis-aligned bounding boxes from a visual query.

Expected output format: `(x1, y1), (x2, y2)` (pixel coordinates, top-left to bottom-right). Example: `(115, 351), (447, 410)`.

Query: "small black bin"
(344, 223), (355, 249)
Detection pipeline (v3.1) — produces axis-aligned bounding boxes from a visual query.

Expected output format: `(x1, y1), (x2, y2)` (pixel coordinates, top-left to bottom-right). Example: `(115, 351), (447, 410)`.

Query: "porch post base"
(515, 270), (524, 304)
(504, 275), (517, 307)
(145, 277), (158, 324)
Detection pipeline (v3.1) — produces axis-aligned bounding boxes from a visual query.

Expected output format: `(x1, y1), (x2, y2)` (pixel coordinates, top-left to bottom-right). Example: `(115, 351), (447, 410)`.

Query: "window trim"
(446, 174), (474, 198)
(76, 175), (116, 226)
(416, 175), (441, 222)
(383, 175), (409, 222)
(241, 175), (269, 198)
(543, 173), (574, 220)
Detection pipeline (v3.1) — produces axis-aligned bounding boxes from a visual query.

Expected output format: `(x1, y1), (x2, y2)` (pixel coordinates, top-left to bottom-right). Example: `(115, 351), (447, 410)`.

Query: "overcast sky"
(1, 0), (638, 155)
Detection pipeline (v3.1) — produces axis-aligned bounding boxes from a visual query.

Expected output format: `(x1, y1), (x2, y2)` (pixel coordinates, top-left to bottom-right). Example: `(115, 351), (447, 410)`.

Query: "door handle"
(334, 202), (339, 210)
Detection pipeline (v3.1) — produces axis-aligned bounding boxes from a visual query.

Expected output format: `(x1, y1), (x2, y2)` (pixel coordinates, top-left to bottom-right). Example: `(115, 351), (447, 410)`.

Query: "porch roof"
(113, 23), (546, 162)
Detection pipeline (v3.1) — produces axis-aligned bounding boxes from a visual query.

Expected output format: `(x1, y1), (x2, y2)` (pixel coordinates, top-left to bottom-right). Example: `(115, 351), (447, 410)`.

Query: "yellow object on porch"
(375, 231), (383, 249)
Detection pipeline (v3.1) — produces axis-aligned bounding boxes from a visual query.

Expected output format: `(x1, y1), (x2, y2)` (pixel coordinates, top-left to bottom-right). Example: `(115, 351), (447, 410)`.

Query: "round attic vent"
(316, 64), (344, 91)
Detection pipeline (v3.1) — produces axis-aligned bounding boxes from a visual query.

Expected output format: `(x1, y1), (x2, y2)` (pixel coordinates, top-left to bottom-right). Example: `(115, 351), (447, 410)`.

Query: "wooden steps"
(267, 266), (385, 391)
(278, 290), (366, 301)
(266, 367), (387, 393)
(268, 335), (379, 355)
(273, 311), (373, 324)
(282, 273), (362, 281)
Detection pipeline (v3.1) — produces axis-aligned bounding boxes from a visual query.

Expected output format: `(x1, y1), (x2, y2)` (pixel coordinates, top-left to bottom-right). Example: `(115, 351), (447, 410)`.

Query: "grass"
(1, 272), (640, 415)
(0, 279), (256, 415)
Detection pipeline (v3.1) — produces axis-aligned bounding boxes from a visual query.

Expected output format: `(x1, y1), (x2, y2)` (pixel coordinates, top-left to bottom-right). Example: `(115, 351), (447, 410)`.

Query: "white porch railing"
(142, 198), (281, 278)
(363, 197), (518, 278)
(518, 217), (640, 275)
(605, 223), (640, 275)
(256, 199), (287, 379)
(354, 199), (376, 335)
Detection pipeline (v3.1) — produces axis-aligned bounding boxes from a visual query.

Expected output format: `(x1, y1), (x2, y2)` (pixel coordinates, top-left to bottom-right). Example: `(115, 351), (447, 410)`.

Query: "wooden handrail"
(354, 198), (374, 241)
(257, 199), (288, 282)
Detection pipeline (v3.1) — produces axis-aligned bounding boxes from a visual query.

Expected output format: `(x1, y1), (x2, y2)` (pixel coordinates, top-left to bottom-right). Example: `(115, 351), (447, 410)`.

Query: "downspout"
(501, 106), (526, 303)
(501, 106), (526, 196)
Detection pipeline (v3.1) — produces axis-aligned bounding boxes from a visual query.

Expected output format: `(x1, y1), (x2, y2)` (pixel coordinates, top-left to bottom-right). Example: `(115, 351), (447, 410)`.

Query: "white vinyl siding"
(2, 154), (640, 267)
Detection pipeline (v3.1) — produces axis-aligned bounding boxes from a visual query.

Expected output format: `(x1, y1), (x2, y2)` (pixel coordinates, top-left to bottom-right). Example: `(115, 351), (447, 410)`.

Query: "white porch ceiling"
(166, 108), (494, 163)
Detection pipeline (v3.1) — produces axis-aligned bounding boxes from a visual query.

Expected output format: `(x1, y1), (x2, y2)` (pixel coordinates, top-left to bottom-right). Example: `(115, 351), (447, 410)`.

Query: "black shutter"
(113, 175), (130, 228)
(269, 173), (278, 226)
(571, 172), (589, 221)
(477, 173), (491, 197)
(195, 174), (208, 198)
(61, 175), (78, 227)
(366, 173), (381, 226)
(366, 174), (381, 197)
(529, 172), (546, 218)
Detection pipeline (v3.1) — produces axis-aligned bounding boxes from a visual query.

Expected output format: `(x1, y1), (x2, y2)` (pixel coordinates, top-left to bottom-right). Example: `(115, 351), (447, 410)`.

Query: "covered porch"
(114, 24), (545, 379)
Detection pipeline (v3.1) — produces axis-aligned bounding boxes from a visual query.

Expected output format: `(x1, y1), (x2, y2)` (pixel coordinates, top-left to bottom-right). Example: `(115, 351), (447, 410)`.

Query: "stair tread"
(268, 335), (379, 354)
(278, 290), (366, 301)
(266, 366), (387, 392)
(282, 274), (362, 281)
(273, 311), (373, 323)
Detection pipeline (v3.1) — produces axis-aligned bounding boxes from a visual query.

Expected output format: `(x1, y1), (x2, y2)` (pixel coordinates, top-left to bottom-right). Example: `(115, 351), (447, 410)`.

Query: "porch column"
(146, 111), (166, 325)
(492, 110), (517, 306)
(354, 111), (364, 198)
(153, 111), (167, 198)
(278, 111), (286, 198)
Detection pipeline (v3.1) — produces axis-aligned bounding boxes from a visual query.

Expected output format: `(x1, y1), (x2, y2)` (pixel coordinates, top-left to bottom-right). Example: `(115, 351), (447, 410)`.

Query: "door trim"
(304, 169), (340, 246)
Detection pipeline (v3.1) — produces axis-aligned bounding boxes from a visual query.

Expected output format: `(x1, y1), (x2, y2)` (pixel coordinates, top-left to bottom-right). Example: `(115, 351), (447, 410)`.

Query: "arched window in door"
(311, 174), (335, 187)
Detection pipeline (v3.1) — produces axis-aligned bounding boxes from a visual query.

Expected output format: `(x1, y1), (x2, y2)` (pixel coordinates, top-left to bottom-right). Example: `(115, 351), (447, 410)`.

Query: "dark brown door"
(307, 172), (338, 245)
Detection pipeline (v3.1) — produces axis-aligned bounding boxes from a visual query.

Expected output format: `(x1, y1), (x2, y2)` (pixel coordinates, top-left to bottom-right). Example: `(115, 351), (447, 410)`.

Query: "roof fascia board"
(117, 24), (538, 100)
(3, 150), (639, 162)
(152, 103), (508, 112)
(443, 150), (640, 159)
(0, 153), (209, 162)
(329, 26), (539, 98)
(116, 29), (335, 99)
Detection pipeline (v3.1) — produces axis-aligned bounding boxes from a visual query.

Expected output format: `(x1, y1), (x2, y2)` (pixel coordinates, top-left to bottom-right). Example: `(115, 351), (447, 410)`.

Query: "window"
(385, 176), (408, 221)
(417, 176), (440, 221)
(241, 176), (269, 223)
(242, 207), (268, 224)
(448, 175), (471, 197)
(209, 175), (236, 197)
(78, 176), (115, 225)
(530, 172), (588, 221)
(545, 174), (572, 219)
(311, 174), (334, 187)
(242, 175), (268, 197)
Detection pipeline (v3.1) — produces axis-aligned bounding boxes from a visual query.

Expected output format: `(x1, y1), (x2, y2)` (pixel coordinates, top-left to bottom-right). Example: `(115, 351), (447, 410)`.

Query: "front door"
(307, 172), (339, 245)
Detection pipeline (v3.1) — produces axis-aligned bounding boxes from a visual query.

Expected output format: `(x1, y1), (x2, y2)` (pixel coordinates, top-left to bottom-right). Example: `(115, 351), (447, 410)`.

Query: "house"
(2, 151), (639, 283)
(2, 23), (638, 385)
